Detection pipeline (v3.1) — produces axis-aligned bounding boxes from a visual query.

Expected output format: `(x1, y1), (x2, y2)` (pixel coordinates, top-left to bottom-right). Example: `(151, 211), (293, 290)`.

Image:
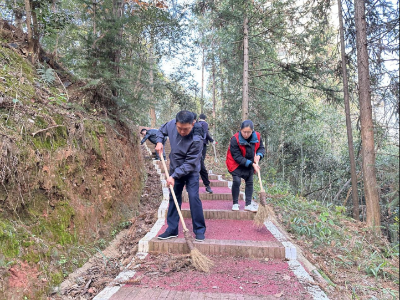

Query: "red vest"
(226, 132), (261, 173)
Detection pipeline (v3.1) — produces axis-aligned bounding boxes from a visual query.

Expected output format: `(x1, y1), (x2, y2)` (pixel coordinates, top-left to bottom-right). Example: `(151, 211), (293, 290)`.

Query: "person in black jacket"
(225, 120), (266, 212)
(155, 110), (207, 241)
(140, 128), (166, 160)
(197, 114), (215, 194)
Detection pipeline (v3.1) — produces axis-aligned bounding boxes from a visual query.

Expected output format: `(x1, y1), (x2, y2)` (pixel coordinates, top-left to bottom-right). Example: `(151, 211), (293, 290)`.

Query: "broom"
(159, 154), (213, 272)
(253, 162), (275, 228)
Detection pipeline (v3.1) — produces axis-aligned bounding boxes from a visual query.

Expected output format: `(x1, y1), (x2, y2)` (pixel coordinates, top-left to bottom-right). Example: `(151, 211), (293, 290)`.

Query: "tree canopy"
(1, 0), (398, 237)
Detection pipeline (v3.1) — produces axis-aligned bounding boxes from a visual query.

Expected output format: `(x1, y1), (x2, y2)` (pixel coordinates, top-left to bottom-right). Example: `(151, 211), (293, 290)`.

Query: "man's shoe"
(205, 186), (213, 194)
(244, 204), (258, 213)
(158, 231), (178, 240)
(195, 233), (205, 242)
(232, 204), (240, 211)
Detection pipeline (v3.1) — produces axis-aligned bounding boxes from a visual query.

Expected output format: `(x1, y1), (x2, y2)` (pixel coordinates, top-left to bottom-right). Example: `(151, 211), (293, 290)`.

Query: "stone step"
(109, 287), (277, 300)
(149, 219), (284, 259)
(181, 201), (254, 220)
(199, 187), (242, 200)
(199, 180), (229, 187)
(149, 238), (284, 259)
(208, 174), (220, 180)
(181, 209), (254, 220)
(200, 193), (241, 200)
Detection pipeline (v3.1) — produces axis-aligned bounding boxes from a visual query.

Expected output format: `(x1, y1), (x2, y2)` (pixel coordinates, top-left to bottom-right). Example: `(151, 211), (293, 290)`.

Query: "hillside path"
(93, 140), (329, 300)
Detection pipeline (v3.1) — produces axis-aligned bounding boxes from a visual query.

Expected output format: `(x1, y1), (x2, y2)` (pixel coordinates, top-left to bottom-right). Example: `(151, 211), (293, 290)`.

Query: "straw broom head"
(253, 192), (276, 228)
(184, 231), (214, 272)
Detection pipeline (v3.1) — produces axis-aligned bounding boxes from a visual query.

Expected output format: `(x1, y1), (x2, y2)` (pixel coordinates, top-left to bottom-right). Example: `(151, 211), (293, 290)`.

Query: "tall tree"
(201, 46), (205, 114)
(23, 0), (34, 61)
(354, 0), (381, 230)
(212, 56), (216, 134)
(338, 0), (360, 220)
(149, 40), (156, 127)
(241, 14), (249, 121)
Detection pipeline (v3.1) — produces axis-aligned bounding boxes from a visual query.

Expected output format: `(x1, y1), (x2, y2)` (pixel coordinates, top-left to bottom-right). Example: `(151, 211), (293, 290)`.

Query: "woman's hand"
(254, 155), (261, 164)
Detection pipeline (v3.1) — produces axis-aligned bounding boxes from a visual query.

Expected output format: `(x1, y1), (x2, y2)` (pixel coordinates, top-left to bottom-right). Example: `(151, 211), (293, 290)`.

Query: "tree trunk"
(111, 0), (123, 97)
(212, 58), (216, 135)
(31, 7), (39, 51)
(338, 0), (360, 220)
(201, 47), (205, 114)
(354, 0), (381, 230)
(14, 7), (24, 30)
(242, 16), (249, 121)
(149, 42), (156, 128)
(220, 63), (225, 110)
(93, 0), (97, 36)
(24, 0), (34, 61)
(52, 0), (59, 60)
(133, 67), (143, 97)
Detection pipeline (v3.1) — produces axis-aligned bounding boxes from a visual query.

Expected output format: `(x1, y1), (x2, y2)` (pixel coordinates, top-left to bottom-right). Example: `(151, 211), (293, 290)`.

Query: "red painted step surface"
(157, 219), (277, 242)
(181, 200), (255, 220)
(199, 186), (232, 194)
(182, 200), (248, 211)
(109, 255), (311, 299)
(199, 180), (229, 187)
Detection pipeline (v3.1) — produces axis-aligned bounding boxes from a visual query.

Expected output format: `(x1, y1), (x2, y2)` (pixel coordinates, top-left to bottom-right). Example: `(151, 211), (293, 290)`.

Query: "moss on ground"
(83, 120), (107, 158)
(0, 47), (35, 104)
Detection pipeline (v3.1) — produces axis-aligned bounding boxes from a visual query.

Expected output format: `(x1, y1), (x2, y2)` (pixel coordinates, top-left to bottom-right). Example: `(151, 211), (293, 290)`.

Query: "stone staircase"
(94, 139), (329, 300)
(143, 138), (288, 260)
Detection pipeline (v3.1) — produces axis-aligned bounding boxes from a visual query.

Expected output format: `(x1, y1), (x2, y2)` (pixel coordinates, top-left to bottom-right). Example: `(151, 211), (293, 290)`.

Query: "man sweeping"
(140, 128), (167, 161)
(155, 110), (207, 242)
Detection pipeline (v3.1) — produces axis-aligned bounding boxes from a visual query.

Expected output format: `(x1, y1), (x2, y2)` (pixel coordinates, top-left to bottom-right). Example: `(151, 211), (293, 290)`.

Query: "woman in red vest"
(226, 120), (266, 212)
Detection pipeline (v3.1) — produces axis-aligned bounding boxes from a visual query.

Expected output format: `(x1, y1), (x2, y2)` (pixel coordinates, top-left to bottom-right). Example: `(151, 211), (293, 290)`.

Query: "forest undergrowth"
(207, 151), (399, 299)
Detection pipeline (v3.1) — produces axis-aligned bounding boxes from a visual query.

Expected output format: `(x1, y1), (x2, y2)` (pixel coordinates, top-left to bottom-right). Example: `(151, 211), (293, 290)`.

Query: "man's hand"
(212, 141), (217, 145)
(253, 163), (260, 173)
(155, 142), (163, 156)
(166, 176), (175, 187)
(254, 155), (261, 164)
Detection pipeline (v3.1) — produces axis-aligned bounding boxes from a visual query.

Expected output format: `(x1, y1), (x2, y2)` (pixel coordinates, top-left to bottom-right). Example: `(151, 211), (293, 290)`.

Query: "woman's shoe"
(244, 204), (258, 212)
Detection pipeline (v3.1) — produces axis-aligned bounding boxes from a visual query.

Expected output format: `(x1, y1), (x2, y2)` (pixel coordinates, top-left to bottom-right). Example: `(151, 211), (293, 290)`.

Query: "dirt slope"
(0, 20), (148, 299)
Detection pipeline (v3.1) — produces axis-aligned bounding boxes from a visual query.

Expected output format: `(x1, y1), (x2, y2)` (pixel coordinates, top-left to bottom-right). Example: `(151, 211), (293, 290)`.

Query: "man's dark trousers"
(199, 145), (211, 186)
(165, 172), (206, 235)
(154, 137), (167, 160)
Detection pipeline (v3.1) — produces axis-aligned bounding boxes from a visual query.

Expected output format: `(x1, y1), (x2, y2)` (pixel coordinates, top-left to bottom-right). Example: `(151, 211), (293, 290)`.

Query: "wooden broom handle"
(255, 162), (265, 193)
(160, 155), (189, 232)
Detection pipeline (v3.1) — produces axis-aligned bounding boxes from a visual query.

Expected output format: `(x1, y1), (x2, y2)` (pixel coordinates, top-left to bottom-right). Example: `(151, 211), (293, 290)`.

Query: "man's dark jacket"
(156, 120), (203, 179)
(198, 120), (214, 145)
(140, 129), (158, 145)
